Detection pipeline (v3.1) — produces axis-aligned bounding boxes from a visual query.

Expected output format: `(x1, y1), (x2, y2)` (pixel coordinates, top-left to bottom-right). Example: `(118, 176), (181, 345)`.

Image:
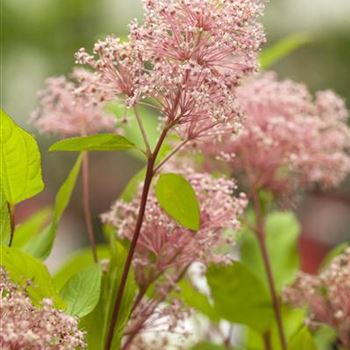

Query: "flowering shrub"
(1, 0), (349, 350)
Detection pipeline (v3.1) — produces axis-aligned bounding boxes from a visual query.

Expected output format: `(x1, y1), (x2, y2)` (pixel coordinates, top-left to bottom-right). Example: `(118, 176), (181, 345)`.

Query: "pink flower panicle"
(31, 69), (116, 136)
(0, 267), (86, 350)
(204, 73), (350, 194)
(101, 167), (247, 284)
(76, 0), (265, 141)
(284, 247), (350, 347)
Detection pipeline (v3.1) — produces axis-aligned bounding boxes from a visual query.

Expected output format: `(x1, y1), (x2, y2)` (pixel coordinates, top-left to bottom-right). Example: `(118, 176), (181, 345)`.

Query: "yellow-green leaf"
(0, 109), (44, 204)
(155, 173), (200, 231)
(49, 134), (135, 152)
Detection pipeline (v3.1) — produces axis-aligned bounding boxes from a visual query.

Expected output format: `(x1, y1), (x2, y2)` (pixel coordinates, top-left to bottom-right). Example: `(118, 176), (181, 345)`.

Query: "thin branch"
(252, 189), (287, 350)
(104, 126), (169, 350)
(7, 203), (15, 247)
(154, 138), (190, 173)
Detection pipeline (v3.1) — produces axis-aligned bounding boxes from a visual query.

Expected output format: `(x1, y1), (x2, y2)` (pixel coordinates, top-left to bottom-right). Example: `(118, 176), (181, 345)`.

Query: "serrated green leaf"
(240, 211), (301, 291)
(260, 33), (311, 69)
(287, 327), (318, 350)
(61, 264), (102, 317)
(207, 262), (274, 332)
(1, 247), (64, 308)
(49, 134), (135, 152)
(24, 154), (83, 259)
(12, 207), (51, 248)
(0, 109), (44, 204)
(155, 173), (200, 230)
(54, 245), (110, 291)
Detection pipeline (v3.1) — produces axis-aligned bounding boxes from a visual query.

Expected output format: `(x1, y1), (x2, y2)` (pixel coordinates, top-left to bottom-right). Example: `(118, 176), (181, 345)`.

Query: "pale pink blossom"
(76, 0), (265, 141)
(202, 73), (350, 194)
(284, 248), (350, 347)
(31, 69), (116, 136)
(0, 267), (86, 350)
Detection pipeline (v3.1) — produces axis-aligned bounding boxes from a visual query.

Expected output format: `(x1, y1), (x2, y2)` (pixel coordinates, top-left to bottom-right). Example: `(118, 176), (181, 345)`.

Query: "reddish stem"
(82, 152), (98, 263)
(104, 127), (169, 350)
(252, 190), (287, 350)
(7, 203), (15, 247)
(263, 331), (272, 350)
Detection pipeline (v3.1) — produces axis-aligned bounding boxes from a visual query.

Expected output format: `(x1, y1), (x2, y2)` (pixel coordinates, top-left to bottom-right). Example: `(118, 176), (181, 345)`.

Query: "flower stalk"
(7, 203), (15, 247)
(104, 126), (170, 350)
(252, 189), (287, 350)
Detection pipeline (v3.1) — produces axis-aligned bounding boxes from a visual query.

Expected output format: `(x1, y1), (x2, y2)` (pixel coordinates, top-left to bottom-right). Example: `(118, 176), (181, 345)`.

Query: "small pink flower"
(76, 0), (265, 142)
(0, 267), (86, 350)
(202, 73), (350, 194)
(284, 248), (350, 347)
(31, 69), (116, 136)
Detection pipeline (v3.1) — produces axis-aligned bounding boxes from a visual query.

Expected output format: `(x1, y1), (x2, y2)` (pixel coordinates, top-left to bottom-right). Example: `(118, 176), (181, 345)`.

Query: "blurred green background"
(2, 0), (350, 269)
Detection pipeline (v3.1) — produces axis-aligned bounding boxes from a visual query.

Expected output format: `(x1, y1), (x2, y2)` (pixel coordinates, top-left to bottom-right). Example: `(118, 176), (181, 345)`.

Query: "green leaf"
(314, 325), (337, 350)
(207, 262), (274, 332)
(61, 264), (102, 317)
(54, 245), (110, 291)
(1, 247), (64, 308)
(246, 305), (306, 350)
(0, 109), (44, 204)
(81, 241), (137, 350)
(24, 154), (83, 259)
(155, 173), (200, 230)
(287, 327), (318, 350)
(12, 207), (51, 248)
(240, 211), (301, 291)
(260, 33), (311, 69)
(176, 280), (220, 322)
(0, 189), (10, 245)
(49, 134), (135, 152)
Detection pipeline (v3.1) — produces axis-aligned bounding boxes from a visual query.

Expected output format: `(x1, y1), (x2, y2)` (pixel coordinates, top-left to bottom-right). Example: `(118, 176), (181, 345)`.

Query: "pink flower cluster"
(101, 166), (247, 285)
(203, 73), (350, 194)
(284, 248), (350, 347)
(0, 267), (86, 350)
(76, 0), (265, 141)
(31, 69), (116, 136)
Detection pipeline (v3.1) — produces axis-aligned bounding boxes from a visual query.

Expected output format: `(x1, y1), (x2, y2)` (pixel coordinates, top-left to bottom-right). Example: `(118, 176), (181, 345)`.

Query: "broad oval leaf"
(49, 134), (135, 152)
(24, 154), (83, 259)
(207, 262), (274, 332)
(1, 247), (64, 308)
(155, 173), (200, 230)
(60, 264), (102, 317)
(0, 109), (44, 204)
